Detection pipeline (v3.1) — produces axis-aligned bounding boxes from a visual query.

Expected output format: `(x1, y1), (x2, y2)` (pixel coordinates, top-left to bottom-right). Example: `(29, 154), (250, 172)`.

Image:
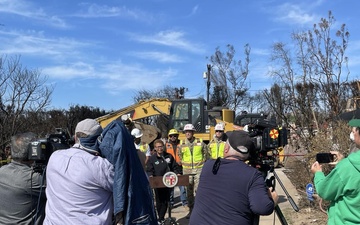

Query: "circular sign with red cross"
(270, 129), (279, 139)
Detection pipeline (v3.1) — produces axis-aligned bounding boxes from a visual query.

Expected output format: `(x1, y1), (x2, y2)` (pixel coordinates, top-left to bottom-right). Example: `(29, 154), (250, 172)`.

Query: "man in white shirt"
(44, 119), (114, 225)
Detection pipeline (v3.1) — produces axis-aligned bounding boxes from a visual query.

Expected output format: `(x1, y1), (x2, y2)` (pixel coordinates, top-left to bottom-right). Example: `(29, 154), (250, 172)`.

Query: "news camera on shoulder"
(28, 128), (71, 171)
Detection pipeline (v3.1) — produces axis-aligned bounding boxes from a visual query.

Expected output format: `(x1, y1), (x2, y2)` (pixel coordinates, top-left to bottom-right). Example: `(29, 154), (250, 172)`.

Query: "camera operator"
(44, 118), (115, 225)
(189, 130), (278, 225)
(311, 118), (360, 225)
(0, 132), (46, 225)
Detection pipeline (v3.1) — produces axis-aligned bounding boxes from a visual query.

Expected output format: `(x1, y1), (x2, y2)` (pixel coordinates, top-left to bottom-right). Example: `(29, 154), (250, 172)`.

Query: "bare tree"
(208, 85), (228, 109)
(245, 91), (271, 114)
(306, 12), (350, 118)
(0, 56), (53, 148)
(266, 11), (351, 132)
(66, 104), (107, 135)
(207, 44), (251, 111)
(133, 85), (185, 103)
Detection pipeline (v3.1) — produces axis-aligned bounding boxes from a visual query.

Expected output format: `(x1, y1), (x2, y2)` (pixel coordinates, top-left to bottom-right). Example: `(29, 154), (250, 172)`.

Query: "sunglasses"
(215, 130), (223, 133)
(169, 135), (178, 138)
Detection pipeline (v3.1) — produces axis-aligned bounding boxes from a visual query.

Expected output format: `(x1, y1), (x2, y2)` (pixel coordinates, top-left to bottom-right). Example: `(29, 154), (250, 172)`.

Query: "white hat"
(214, 123), (224, 131)
(184, 124), (196, 131)
(75, 119), (102, 136)
(131, 128), (143, 138)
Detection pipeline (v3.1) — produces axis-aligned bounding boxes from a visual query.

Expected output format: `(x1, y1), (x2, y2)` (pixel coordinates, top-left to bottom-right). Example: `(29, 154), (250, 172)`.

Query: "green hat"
(348, 119), (360, 127)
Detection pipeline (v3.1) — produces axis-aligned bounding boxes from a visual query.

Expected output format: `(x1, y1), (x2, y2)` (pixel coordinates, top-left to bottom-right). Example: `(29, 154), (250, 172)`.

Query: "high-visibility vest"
(180, 138), (205, 169)
(208, 140), (225, 159)
(139, 142), (149, 153)
(165, 142), (181, 164)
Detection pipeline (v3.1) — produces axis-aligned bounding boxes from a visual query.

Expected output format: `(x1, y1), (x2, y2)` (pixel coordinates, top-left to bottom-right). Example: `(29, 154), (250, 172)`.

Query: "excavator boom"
(96, 98), (172, 128)
(96, 97), (238, 144)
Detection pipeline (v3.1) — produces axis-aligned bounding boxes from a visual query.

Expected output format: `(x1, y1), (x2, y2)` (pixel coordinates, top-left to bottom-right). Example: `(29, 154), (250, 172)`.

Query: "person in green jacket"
(311, 118), (360, 225)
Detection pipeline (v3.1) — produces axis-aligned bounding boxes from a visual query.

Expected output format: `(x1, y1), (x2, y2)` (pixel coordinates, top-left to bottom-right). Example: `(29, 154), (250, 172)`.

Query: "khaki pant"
(184, 168), (202, 209)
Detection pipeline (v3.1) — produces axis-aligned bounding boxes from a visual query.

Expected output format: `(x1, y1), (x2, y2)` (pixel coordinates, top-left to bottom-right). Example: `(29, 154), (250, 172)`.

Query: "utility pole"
(206, 64), (211, 104)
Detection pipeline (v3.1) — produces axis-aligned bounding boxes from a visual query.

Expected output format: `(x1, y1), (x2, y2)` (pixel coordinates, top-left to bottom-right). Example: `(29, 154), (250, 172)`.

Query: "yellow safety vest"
(208, 140), (225, 159)
(139, 142), (149, 153)
(180, 138), (205, 169)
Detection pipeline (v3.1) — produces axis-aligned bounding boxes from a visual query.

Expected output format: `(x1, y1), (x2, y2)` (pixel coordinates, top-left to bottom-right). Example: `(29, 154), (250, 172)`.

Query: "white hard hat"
(214, 123), (224, 131)
(183, 124), (196, 131)
(131, 128), (143, 138)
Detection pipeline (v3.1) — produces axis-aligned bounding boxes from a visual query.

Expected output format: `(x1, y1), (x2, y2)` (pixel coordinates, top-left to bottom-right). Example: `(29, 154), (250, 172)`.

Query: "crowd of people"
(10, 117), (353, 224)
(134, 122), (279, 224)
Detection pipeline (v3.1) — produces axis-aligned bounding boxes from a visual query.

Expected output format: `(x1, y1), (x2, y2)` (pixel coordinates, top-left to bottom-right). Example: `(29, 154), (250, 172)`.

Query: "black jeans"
(154, 188), (170, 221)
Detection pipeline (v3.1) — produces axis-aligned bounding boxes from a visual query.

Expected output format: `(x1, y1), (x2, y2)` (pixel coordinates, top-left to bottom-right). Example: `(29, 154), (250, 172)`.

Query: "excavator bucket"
(133, 121), (160, 144)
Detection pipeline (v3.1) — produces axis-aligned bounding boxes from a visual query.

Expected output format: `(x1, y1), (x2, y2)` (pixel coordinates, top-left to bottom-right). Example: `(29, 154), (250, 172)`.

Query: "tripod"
(163, 198), (177, 225)
(264, 167), (299, 225)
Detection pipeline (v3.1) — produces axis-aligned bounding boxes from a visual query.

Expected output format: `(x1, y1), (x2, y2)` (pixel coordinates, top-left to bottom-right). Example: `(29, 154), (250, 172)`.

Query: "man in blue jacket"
(189, 130), (278, 225)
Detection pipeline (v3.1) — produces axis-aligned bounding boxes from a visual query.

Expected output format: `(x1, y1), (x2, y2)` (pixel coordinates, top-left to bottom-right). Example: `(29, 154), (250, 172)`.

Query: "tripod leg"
(166, 189), (178, 225)
(273, 171), (299, 212)
(255, 206), (288, 225)
(274, 205), (288, 225)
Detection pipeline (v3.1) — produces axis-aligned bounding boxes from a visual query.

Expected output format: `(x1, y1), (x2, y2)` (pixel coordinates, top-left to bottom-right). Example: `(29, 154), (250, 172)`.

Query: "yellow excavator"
(96, 98), (171, 144)
(95, 98), (235, 144)
(96, 98), (287, 167)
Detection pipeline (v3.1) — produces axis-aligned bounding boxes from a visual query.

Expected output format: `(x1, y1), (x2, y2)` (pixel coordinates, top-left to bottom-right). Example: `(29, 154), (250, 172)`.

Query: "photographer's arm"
(328, 151), (344, 166)
(249, 172), (277, 215)
(311, 161), (345, 201)
(268, 187), (279, 206)
(310, 161), (322, 173)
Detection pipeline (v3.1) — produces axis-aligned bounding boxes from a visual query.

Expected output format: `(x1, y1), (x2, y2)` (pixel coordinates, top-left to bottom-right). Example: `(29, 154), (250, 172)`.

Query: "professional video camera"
(234, 112), (288, 168)
(235, 112), (297, 225)
(28, 128), (71, 172)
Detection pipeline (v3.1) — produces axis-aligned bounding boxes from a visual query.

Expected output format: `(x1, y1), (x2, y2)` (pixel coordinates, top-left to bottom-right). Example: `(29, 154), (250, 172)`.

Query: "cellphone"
(316, 153), (334, 164)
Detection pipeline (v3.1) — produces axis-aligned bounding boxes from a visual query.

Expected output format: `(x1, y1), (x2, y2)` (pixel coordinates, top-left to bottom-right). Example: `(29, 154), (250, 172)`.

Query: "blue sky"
(0, 0), (359, 111)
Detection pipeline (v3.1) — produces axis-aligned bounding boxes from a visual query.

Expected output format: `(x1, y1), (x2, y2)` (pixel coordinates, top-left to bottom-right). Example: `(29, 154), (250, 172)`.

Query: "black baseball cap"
(226, 130), (255, 154)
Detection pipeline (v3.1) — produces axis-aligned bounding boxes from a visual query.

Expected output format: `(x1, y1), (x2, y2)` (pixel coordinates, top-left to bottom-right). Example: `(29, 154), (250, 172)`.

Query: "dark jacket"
(189, 159), (274, 225)
(146, 152), (181, 177)
(99, 120), (157, 225)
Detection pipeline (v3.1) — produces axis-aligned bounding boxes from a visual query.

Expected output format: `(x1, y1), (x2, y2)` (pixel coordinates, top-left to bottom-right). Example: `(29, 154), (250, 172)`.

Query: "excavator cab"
(169, 99), (205, 133)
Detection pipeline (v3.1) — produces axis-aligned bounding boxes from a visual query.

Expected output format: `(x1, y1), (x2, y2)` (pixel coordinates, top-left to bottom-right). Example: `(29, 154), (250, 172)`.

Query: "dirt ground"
(281, 156), (329, 225)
